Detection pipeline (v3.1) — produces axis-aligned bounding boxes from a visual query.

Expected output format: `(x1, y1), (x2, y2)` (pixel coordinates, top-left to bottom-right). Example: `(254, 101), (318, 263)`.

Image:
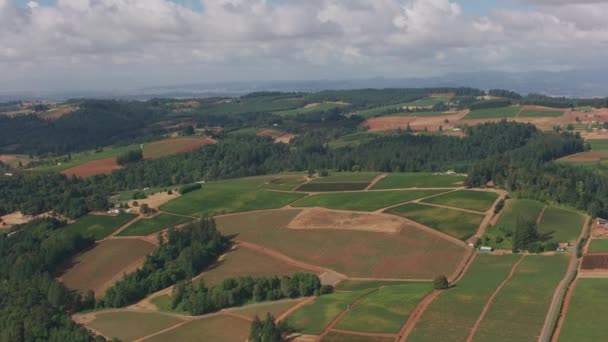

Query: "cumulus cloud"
(0, 0), (607, 91)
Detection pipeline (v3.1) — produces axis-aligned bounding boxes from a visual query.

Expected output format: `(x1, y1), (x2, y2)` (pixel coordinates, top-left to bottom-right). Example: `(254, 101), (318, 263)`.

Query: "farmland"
(558, 279), (608, 341)
(64, 213), (136, 240)
(292, 189), (448, 211)
(85, 311), (183, 341)
(472, 255), (569, 342)
(421, 190), (498, 212)
(386, 203), (483, 240)
(117, 213), (192, 236)
(404, 96), (451, 107)
(217, 209), (467, 279)
(322, 333), (395, 342)
(335, 280), (412, 291)
(60, 239), (156, 297)
(143, 315), (250, 342)
(334, 283), (432, 333)
(309, 172), (380, 183)
(260, 175), (307, 191)
(275, 102), (349, 116)
(587, 239), (608, 253)
(295, 182), (369, 192)
(230, 298), (303, 319)
(518, 109), (564, 117)
(537, 207), (586, 244)
(465, 106), (521, 119)
(581, 254), (608, 270)
(588, 139), (608, 151)
(484, 199), (545, 249)
(371, 172), (465, 189)
(408, 254), (521, 342)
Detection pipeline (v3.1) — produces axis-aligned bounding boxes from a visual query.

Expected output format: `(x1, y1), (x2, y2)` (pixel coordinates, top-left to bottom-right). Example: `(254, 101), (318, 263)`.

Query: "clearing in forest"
(84, 311), (184, 342)
(386, 203), (483, 241)
(484, 199), (545, 250)
(371, 172), (465, 189)
(63, 213), (137, 240)
(217, 210), (467, 279)
(558, 278), (608, 341)
(537, 207), (586, 244)
(421, 190), (498, 212)
(408, 254), (521, 342)
(472, 255), (570, 342)
(291, 190), (448, 211)
(117, 213), (192, 236)
(143, 314), (250, 342)
(333, 283), (433, 334)
(60, 239), (156, 297)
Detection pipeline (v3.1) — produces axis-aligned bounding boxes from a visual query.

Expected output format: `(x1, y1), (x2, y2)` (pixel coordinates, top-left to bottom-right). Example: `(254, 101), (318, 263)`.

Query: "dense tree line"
(488, 89), (523, 100)
(171, 273), (323, 315)
(116, 149), (143, 165)
(102, 218), (229, 307)
(0, 219), (98, 341)
(249, 314), (294, 342)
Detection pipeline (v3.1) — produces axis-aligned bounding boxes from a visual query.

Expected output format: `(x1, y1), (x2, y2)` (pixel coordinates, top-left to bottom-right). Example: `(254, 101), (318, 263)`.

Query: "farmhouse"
(480, 246), (493, 253)
(596, 218), (608, 228)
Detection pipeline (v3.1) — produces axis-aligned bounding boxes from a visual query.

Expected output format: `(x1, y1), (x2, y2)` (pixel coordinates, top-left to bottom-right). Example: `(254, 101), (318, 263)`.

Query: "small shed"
(480, 246), (493, 253)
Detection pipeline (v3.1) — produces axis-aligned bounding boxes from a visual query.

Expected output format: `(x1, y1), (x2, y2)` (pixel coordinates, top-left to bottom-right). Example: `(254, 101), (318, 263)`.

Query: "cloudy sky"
(1, 0), (607, 92)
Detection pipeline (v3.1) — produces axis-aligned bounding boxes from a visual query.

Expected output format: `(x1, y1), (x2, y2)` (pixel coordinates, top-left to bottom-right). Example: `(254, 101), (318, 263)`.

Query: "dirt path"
(397, 290), (441, 341)
(414, 201), (486, 215)
(450, 250), (478, 285)
(317, 289), (379, 340)
(466, 254), (526, 342)
(276, 297), (315, 322)
(470, 191), (508, 244)
(550, 278), (577, 342)
(537, 205), (548, 225)
(222, 311), (254, 322)
(329, 329), (397, 339)
(374, 189), (461, 213)
(102, 214), (143, 240)
(364, 173), (388, 190)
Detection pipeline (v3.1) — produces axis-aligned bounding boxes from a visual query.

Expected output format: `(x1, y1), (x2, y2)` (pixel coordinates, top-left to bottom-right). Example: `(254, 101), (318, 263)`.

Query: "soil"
(275, 134), (297, 144)
(364, 110), (469, 132)
(398, 290), (441, 341)
(62, 158), (120, 178)
(129, 192), (180, 211)
(287, 208), (405, 234)
(0, 212), (34, 228)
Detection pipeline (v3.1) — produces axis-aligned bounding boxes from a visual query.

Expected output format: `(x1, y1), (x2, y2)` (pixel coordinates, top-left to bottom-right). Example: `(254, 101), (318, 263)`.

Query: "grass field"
(473, 255), (570, 342)
(87, 312), (184, 341)
(589, 139), (608, 151)
(231, 299), (302, 319)
(160, 186), (304, 216)
(404, 97), (451, 107)
(386, 203), (483, 240)
(408, 254), (521, 342)
(587, 239), (608, 253)
(64, 213), (136, 240)
(144, 315), (250, 342)
(295, 182), (369, 192)
(288, 290), (371, 335)
(575, 106), (593, 112)
(275, 102), (349, 116)
(421, 190), (498, 212)
(322, 333), (395, 342)
(355, 103), (414, 118)
(465, 106), (521, 119)
(485, 199), (545, 249)
(60, 239), (156, 297)
(217, 210), (467, 279)
(260, 175), (307, 191)
(371, 173), (465, 189)
(309, 172), (380, 183)
(292, 190), (448, 211)
(537, 207), (586, 244)
(518, 109), (564, 117)
(334, 283), (432, 333)
(335, 280), (413, 291)
(117, 213), (192, 236)
(558, 278), (608, 341)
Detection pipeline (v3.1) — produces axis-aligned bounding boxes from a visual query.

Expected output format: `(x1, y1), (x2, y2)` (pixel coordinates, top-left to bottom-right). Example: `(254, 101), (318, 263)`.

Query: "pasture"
(518, 110), (564, 117)
(472, 255), (569, 342)
(404, 97), (451, 107)
(231, 298), (303, 319)
(408, 254), (521, 342)
(288, 290), (371, 335)
(275, 102), (349, 116)
(371, 172), (465, 189)
(160, 186), (304, 216)
(117, 213), (192, 236)
(558, 279), (608, 341)
(485, 199), (545, 249)
(64, 213), (136, 240)
(465, 106), (521, 119)
(143, 315), (250, 342)
(260, 175), (307, 191)
(295, 182), (369, 192)
(587, 239), (608, 253)
(334, 283), (432, 334)
(217, 210), (467, 279)
(309, 172), (380, 183)
(537, 207), (586, 244)
(386, 203), (483, 240)
(588, 139), (608, 151)
(292, 190), (448, 211)
(60, 239), (156, 297)
(421, 190), (498, 212)
(86, 311), (183, 341)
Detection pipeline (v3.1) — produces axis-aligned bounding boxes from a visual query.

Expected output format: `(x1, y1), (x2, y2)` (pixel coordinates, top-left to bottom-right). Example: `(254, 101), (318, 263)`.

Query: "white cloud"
(0, 0), (607, 91)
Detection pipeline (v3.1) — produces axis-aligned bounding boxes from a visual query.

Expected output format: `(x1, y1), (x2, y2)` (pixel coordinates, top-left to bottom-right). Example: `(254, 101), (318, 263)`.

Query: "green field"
(558, 278), (608, 341)
(292, 190), (448, 211)
(295, 182), (369, 192)
(371, 173), (465, 189)
(355, 103), (413, 118)
(288, 290), (371, 335)
(113, 186), (170, 202)
(421, 190), (498, 212)
(589, 139), (608, 151)
(473, 255), (569, 342)
(575, 106), (593, 112)
(144, 315), (250, 342)
(408, 254), (521, 342)
(217, 210), (467, 279)
(386, 203), (483, 240)
(64, 213), (137, 240)
(322, 332), (395, 342)
(160, 186), (304, 216)
(334, 283), (432, 333)
(335, 280), (413, 291)
(404, 97), (451, 107)
(587, 239), (608, 253)
(230, 299), (302, 319)
(465, 106), (521, 119)
(86, 311), (184, 341)
(260, 175), (307, 191)
(33, 144), (139, 172)
(518, 110), (564, 117)
(117, 213), (192, 236)
(537, 207), (586, 244)
(275, 102), (349, 116)
(485, 199), (545, 249)
(309, 172), (380, 183)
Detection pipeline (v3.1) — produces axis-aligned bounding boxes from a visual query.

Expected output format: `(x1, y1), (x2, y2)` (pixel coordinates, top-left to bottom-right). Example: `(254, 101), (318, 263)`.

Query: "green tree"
(433, 275), (449, 290)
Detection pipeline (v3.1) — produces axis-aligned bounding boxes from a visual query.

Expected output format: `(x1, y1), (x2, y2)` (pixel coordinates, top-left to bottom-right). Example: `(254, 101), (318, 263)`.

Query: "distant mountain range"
(2, 69), (607, 102)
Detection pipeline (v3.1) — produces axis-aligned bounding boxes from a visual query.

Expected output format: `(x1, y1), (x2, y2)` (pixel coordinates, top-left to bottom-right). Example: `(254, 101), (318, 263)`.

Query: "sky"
(2, 0), (608, 92)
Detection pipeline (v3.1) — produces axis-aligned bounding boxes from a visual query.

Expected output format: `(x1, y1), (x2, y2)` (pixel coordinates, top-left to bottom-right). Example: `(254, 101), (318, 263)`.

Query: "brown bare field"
(258, 128), (286, 139)
(275, 133), (297, 144)
(581, 254), (608, 271)
(287, 208), (405, 234)
(82, 311), (184, 341)
(129, 192), (179, 211)
(0, 154), (31, 168)
(559, 151), (608, 163)
(217, 209), (468, 279)
(62, 157), (121, 178)
(143, 314), (250, 342)
(364, 111), (468, 132)
(60, 239), (156, 297)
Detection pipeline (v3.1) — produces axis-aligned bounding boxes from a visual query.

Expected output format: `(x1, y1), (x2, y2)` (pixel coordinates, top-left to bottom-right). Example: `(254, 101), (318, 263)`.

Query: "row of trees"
(171, 273), (325, 315)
